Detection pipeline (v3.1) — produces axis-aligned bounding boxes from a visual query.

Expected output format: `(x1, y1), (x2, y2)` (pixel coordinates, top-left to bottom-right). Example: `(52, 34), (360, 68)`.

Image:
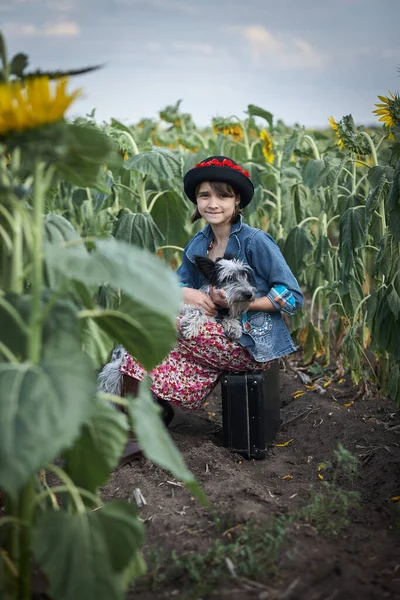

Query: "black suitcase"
(221, 360), (281, 460)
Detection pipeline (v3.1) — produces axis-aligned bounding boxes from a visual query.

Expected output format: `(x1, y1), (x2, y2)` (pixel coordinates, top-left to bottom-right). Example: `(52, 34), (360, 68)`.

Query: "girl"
(118, 156), (304, 446)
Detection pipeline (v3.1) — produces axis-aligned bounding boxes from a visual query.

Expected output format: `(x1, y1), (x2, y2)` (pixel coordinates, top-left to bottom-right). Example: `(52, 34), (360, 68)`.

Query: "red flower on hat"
(194, 158), (250, 178)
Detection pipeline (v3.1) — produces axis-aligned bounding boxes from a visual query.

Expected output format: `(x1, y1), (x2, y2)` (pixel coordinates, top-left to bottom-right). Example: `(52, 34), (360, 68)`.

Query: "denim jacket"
(176, 216), (304, 363)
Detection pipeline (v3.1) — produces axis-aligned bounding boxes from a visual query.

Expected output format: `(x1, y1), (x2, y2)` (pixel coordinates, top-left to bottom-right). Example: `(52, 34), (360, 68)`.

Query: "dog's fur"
(97, 345), (125, 396)
(180, 254), (256, 341)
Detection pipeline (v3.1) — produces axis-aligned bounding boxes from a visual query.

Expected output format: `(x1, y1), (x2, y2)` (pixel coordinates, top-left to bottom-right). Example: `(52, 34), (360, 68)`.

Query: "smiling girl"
(118, 156), (304, 433)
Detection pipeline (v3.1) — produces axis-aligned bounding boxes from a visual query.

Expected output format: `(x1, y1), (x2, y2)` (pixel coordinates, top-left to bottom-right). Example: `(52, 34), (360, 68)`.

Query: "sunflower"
(260, 129), (274, 163)
(0, 76), (81, 137)
(223, 124), (243, 142)
(328, 116), (345, 150)
(212, 120), (243, 142)
(373, 91), (400, 129)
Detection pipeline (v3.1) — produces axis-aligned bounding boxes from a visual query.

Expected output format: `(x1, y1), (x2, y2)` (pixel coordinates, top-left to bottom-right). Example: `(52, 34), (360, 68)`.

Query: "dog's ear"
(222, 252), (235, 261)
(194, 255), (218, 284)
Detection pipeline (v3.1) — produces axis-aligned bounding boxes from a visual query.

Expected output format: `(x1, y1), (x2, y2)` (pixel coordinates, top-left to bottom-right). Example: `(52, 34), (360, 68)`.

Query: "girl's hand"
(183, 288), (218, 317)
(210, 287), (228, 308)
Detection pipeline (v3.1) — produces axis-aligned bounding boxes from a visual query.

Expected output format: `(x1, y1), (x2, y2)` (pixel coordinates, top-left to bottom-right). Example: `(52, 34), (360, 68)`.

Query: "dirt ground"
(101, 352), (400, 600)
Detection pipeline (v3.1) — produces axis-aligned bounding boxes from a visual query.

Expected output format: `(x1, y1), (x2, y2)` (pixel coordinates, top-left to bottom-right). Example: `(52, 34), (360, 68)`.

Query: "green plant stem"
(10, 205), (24, 294)
(42, 465), (86, 514)
(156, 245), (184, 252)
(327, 214), (340, 229)
(0, 340), (18, 362)
(27, 160), (45, 364)
(360, 132), (378, 166)
(351, 158), (357, 195)
(310, 285), (326, 326)
(298, 216), (319, 228)
(18, 161), (48, 600)
(241, 120), (252, 159)
(18, 481), (35, 600)
(303, 135), (320, 160)
(263, 189), (279, 202)
(355, 173), (369, 192)
(139, 177), (148, 212)
(275, 151), (283, 239)
(112, 182), (137, 198)
(34, 486), (103, 511)
(0, 31), (9, 82)
(120, 131), (139, 155)
(148, 190), (168, 213)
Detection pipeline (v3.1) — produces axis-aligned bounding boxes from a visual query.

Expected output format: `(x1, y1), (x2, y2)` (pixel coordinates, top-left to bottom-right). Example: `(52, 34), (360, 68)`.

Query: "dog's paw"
(222, 318), (243, 341)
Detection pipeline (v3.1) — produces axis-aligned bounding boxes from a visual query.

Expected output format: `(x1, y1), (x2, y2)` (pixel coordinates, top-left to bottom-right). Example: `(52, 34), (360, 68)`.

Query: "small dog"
(180, 254), (256, 341)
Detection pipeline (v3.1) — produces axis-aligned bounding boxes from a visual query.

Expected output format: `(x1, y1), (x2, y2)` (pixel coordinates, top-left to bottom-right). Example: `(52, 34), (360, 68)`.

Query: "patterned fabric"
(120, 317), (271, 411)
(267, 284), (297, 314)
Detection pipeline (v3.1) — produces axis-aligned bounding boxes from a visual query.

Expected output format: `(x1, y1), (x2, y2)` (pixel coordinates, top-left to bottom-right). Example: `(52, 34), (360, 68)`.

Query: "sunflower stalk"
(321, 211), (330, 365)
(303, 135), (320, 160)
(275, 151), (283, 240)
(0, 31), (9, 82)
(17, 159), (50, 600)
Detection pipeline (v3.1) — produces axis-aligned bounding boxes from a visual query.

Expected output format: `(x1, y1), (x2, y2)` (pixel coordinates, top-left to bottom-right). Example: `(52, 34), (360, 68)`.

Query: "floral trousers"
(120, 317), (271, 410)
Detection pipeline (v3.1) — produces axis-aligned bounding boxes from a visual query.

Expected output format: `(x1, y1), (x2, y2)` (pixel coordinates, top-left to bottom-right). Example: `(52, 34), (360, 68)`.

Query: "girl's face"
(196, 181), (240, 226)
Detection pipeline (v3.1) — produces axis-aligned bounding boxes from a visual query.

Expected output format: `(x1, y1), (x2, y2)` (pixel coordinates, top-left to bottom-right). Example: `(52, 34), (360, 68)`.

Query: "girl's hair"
(190, 181), (242, 224)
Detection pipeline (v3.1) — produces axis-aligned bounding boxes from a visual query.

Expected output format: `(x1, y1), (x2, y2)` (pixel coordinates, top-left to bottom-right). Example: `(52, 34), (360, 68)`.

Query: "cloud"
(4, 20), (80, 38)
(172, 42), (214, 56)
(229, 25), (324, 69)
(114, 0), (199, 15)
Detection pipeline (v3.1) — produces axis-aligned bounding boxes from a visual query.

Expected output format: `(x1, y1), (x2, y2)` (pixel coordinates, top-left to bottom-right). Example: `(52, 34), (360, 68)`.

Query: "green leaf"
(84, 296), (177, 370)
(56, 123), (116, 189)
(339, 206), (366, 277)
(44, 213), (81, 244)
(283, 131), (301, 162)
(291, 183), (308, 224)
(387, 285), (400, 319)
(9, 52), (28, 77)
(302, 159), (325, 188)
(0, 348), (95, 496)
(151, 190), (190, 251)
(64, 402), (128, 494)
(128, 379), (207, 505)
(93, 501), (144, 573)
(124, 148), (183, 191)
(32, 511), (123, 600)
(114, 211), (164, 252)
(283, 226), (314, 275)
(45, 238), (182, 323)
(302, 322), (324, 364)
(119, 551), (146, 589)
(81, 317), (114, 369)
(342, 331), (362, 384)
(247, 104), (273, 128)
(315, 235), (329, 270)
(367, 287), (400, 359)
(387, 160), (400, 242)
(388, 362), (400, 407)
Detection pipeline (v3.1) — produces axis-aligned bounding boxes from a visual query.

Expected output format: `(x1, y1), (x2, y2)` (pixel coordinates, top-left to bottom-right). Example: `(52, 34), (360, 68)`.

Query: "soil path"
(102, 356), (400, 600)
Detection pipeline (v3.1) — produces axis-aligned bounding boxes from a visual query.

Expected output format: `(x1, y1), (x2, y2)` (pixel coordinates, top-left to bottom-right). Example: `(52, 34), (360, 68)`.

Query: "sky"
(0, 0), (399, 130)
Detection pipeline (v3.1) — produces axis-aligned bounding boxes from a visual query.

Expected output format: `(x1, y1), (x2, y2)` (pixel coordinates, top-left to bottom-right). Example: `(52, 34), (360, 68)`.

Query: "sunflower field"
(0, 30), (400, 600)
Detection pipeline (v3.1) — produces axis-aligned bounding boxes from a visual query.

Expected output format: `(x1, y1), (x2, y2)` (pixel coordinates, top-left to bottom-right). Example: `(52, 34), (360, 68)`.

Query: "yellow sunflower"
(212, 120), (243, 142)
(0, 76), (81, 137)
(260, 129), (274, 164)
(328, 116), (345, 150)
(223, 124), (244, 142)
(373, 91), (400, 129)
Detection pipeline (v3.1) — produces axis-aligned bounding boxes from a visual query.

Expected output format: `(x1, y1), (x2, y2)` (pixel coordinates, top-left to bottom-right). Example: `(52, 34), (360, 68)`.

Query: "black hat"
(183, 156), (254, 208)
